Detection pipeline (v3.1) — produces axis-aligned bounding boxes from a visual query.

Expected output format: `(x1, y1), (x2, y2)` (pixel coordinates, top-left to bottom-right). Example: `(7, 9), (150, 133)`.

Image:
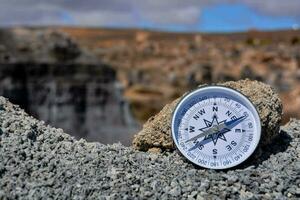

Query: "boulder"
(133, 79), (283, 151)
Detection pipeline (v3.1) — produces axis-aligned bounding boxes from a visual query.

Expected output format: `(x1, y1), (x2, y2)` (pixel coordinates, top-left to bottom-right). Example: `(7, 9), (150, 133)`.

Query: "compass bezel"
(171, 85), (261, 169)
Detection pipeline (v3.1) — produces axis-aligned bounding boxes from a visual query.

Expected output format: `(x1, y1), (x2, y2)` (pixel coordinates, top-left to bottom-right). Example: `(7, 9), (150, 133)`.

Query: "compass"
(171, 86), (261, 169)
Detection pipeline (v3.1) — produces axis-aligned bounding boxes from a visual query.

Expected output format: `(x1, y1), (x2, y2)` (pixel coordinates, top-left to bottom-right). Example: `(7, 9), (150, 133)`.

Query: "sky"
(0, 0), (299, 32)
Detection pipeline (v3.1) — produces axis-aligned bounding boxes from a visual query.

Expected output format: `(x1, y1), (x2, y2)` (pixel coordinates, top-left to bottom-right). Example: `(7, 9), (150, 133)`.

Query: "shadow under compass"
(176, 129), (293, 171)
(233, 129), (293, 170)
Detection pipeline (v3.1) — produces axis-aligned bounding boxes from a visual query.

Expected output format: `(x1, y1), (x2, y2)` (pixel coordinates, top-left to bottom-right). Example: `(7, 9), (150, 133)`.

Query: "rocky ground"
(1, 27), (300, 142)
(0, 96), (299, 199)
(60, 28), (300, 124)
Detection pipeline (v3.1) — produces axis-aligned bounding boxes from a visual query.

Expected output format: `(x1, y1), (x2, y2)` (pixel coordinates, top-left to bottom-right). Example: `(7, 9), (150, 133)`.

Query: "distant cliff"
(0, 28), (139, 145)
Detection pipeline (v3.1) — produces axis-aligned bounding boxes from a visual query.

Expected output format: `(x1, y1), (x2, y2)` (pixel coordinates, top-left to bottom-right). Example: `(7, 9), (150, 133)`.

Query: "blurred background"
(0, 0), (299, 145)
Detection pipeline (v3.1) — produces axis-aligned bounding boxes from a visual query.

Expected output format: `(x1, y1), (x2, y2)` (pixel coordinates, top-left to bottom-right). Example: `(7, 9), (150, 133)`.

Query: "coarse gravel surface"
(0, 97), (299, 199)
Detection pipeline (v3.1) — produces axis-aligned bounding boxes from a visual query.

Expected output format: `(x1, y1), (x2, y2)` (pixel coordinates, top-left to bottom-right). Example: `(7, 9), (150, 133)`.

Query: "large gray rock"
(133, 79), (283, 152)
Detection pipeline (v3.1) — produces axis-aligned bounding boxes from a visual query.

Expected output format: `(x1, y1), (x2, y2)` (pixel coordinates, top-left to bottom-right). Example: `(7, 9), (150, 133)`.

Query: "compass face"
(171, 86), (261, 169)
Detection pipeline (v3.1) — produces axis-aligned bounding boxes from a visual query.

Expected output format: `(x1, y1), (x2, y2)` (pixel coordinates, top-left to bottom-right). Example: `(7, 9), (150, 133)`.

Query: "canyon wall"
(0, 28), (139, 145)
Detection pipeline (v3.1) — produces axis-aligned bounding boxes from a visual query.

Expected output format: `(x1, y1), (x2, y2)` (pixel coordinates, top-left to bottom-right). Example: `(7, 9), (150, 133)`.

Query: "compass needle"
(185, 127), (214, 143)
(224, 115), (247, 130)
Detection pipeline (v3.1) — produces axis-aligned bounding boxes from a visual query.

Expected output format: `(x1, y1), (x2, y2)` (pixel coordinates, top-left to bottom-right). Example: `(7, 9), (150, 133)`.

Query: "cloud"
(0, 0), (135, 26)
(0, 0), (216, 27)
(69, 10), (136, 27)
(131, 0), (214, 25)
(0, 0), (299, 29)
(241, 0), (300, 17)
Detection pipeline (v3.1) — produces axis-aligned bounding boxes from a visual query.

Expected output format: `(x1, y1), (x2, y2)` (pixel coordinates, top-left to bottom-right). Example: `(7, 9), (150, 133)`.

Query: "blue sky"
(200, 3), (299, 32)
(0, 0), (299, 33)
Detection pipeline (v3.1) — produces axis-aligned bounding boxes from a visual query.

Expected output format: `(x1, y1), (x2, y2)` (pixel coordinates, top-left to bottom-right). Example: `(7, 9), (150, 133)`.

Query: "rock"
(133, 79), (283, 151)
(148, 147), (162, 154)
(47, 31), (81, 61)
(169, 186), (181, 197)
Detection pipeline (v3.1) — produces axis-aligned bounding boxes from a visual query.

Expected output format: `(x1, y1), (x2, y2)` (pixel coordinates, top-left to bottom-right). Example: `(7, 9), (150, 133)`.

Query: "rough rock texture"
(133, 79), (283, 151)
(0, 97), (299, 199)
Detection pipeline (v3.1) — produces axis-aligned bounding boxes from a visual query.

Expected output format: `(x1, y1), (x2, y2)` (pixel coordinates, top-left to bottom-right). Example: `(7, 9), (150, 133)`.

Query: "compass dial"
(171, 86), (261, 169)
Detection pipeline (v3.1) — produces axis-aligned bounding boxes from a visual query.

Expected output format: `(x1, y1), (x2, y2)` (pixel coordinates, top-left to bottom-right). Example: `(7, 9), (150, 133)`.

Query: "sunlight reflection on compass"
(172, 86), (261, 169)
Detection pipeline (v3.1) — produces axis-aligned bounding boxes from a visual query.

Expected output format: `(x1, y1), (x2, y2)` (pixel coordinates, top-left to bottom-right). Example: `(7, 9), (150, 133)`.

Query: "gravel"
(0, 97), (299, 199)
